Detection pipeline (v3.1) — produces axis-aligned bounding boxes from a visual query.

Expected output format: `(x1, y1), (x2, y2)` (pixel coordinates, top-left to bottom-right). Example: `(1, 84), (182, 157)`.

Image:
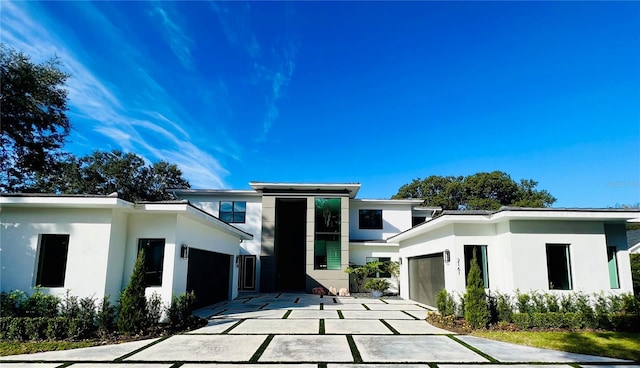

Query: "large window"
(314, 198), (341, 270)
(359, 209), (382, 229)
(366, 257), (391, 277)
(464, 245), (489, 288)
(608, 246), (620, 289)
(546, 244), (572, 290)
(219, 201), (246, 223)
(138, 239), (165, 287)
(36, 234), (70, 287)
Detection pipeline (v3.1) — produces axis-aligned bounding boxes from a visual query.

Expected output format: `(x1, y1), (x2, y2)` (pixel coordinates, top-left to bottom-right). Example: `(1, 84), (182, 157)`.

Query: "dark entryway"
(408, 253), (445, 307)
(187, 248), (231, 309)
(274, 198), (307, 291)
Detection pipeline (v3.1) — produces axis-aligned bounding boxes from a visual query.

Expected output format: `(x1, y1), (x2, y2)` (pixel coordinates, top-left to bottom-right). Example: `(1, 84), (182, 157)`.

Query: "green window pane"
(326, 241), (341, 270)
(608, 246), (619, 289)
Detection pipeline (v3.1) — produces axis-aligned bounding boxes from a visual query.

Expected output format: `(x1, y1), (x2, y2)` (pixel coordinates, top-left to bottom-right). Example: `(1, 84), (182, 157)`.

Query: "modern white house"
(0, 194), (252, 309)
(2, 181), (639, 309)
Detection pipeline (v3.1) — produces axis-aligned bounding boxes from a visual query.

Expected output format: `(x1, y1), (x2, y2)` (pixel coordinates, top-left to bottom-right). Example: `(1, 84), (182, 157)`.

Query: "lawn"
(0, 340), (97, 356)
(471, 330), (640, 362)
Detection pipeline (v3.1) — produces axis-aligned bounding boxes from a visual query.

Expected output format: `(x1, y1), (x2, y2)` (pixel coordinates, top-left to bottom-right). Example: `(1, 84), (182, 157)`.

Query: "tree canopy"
(31, 150), (190, 202)
(1, 44), (71, 192)
(392, 171), (556, 210)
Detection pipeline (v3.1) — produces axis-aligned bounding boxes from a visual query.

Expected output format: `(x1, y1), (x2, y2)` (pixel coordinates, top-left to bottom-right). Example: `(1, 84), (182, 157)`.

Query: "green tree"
(0, 44), (71, 192)
(464, 248), (489, 328)
(631, 253), (640, 297)
(393, 171), (556, 210)
(32, 150), (190, 202)
(345, 261), (382, 292)
(118, 250), (148, 335)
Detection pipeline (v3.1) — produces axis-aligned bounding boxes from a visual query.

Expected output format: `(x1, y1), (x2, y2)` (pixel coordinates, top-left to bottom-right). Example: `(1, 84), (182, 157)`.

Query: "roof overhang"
(389, 207), (640, 243)
(168, 189), (260, 197)
(249, 182), (361, 198)
(0, 193), (133, 210)
(351, 199), (425, 205)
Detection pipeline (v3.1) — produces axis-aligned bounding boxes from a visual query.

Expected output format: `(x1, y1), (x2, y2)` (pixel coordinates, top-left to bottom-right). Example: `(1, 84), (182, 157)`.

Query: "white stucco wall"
(0, 207), (115, 300)
(175, 214), (241, 300)
(179, 194), (262, 291)
(125, 213), (178, 305)
(348, 244), (400, 292)
(349, 200), (414, 241)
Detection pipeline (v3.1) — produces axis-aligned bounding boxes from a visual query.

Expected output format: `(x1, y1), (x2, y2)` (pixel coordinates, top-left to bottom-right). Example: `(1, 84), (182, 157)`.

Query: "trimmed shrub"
(24, 290), (59, 318)
(464, 249), (489, 329)
(97, 295), (117, 336)
(45, 317), (69, 340)
(24, 317), (48, 340)
(512, 313), (531, 329)
(530, 291), (547, 313)
(436, 289), (457, 316)
(0, 290), (27, 317)
(146, 292), (163, 334)
(167, 291), (197, 330)
(545, 293), (560, 312)
(516, 290), (533, 314)
(496, 292), (513, 323)
(118, 250), (149, 335)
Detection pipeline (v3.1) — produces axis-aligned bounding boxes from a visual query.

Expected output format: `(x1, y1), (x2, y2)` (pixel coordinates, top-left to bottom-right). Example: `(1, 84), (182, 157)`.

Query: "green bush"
(436, 289), (457, 316)
(118, 250), (149, 335)
(516, 290), (533, 314)
(0, 290), (27, 317)
(345, 262), (382, 292)
(545, 293), (560, 312)
(24, 317), (48, 340)
(530, 291), (547, 313)
(610, 314), (640, 332)
(97, 295), (117, 336)
(512, 313), (531, 329)
(496, 292), (513, 323)
(560, 293), (576, 313)
(364, 278), (390, 293)
(464, 249), (489, 329)
(24, 290), (59, 318)
(631, 253), (640, 296)
(45, 317), (69, 340)
(167, 291), (197, 330)
(563, 312), (584, 330)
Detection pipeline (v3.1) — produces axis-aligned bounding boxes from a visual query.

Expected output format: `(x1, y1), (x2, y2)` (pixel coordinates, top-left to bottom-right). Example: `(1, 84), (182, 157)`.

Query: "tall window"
(314, 198), (341, 270)
(366, 257), (391, 277)
(36, 234), (70, 287)
(546, 244), (572, 290)
(219, 201), (246, 223)
(464, 245), (489, 288)
(607, 246), (620, 289)
(138, 239), (165, 287)
(359, 209), (382, 229)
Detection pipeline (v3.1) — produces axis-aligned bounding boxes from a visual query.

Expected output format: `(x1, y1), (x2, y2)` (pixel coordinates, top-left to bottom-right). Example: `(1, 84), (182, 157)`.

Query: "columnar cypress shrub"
(118, 250), (148, 335)
(464, 249), (489, 329)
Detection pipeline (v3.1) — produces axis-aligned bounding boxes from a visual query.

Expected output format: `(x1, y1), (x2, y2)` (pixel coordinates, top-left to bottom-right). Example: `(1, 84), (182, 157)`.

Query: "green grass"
(471, 330), (640, 362)
(0, 340), (97, 356)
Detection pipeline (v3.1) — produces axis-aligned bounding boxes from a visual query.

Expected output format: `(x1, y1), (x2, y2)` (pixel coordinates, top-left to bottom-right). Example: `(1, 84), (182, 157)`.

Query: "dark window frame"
(35, 234), (70, 287)
(219, 201), (247, 223)
(464, 245), (489, 288)
(546, 244), (572, 290)
(359, 209), (383, 229)
(138, 238), (166, 287)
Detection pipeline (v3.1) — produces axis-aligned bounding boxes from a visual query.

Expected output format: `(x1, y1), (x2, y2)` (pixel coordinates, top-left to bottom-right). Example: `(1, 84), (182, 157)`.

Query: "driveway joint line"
(447, 334), (499, 363)
(249, 334), (274, 363)
(401, 310), (421, 320)
(379, 319), (400, 334)
(346, 334), (362, 363)
(113, 335), (170, 362)
(221, 319), (245, 334)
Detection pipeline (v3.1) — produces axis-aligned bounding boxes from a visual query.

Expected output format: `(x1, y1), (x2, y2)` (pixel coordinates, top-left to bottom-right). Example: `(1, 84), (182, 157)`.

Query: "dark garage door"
(408, 253), (445, 307)
(187, 248), (231, 309)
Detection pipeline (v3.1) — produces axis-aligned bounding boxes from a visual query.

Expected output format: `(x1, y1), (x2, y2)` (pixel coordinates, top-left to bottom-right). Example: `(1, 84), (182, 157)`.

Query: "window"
(314, 198), (341, 270)
(219, 201), (246, 223)
(464, 245), (489, 288)
(546, 244), (572, 290)
(359, 209), (382, 229)
(138, 239), (165, 287)
(608, 246), (620, 289)
(366, 257), (391, 277)
(36, 234), (70, 287)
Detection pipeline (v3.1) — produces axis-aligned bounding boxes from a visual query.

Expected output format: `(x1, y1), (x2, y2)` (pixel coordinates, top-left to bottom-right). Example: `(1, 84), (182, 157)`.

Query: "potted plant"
(364, 278), (390, 298)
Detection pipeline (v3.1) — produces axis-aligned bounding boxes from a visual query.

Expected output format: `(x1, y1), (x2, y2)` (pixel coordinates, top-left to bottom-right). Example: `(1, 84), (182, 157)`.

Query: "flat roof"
(249, 182), (361, 198)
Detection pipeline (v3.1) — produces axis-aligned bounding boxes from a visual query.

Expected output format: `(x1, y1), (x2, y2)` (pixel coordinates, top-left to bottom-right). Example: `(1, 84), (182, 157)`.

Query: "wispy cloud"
(1, 1), (230, 189)
(210, 1), (261, 58)
(152, 5), (194, 70)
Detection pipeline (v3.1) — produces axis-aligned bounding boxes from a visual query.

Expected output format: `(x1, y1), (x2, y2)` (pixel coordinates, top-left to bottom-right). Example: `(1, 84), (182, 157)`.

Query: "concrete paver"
(353, 335), (489, 363)
(66, 365), (172, 368)
(330, 365), (431, 368)
(341, 310), (417, 320)
(259, 335), (353, 362)
(0, 338), (158, 362)
(364, 303), (428, 311)
(456, 336), (631, 363)
(187, 318), (240, 334)
(212, 309), (287, 319)
(383, 320), (451, 334)
(229, 318), (319, 334)
(125, 335), (267, 362)
(324, 319), (394, 334)
(322, 303), (368, 310)
(287, 309), (341, 319)
(440, 365), (574, 368)
(334, 297), (384, 304)
(0, 364), (63, 368)
(182, 365), (317, 368)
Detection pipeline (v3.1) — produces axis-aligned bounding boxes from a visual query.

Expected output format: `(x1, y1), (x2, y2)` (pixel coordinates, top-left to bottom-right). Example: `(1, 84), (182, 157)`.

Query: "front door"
(238, 255), (256, 291)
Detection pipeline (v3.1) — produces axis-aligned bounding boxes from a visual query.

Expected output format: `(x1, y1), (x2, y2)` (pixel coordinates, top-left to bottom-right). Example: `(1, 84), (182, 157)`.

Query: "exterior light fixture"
(443, 249), (451, 263)
(180, 244), (189, 259)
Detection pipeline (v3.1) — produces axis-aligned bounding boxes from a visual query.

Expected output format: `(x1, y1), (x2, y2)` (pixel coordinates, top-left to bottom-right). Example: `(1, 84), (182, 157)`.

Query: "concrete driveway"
(0, 293), (633, 367)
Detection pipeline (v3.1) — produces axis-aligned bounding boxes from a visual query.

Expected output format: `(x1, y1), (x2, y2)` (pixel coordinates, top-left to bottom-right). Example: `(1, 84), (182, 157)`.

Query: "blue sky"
(2, 1), (639, 207)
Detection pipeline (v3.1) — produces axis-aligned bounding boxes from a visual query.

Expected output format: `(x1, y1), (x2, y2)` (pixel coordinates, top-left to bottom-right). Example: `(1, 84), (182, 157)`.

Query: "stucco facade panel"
(349, 201), (413, 241)
(0, 207), (114, 299)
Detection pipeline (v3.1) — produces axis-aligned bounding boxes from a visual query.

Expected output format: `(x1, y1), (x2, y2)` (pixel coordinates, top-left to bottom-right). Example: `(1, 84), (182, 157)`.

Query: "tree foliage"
(31, 150), (190, 202)
(1, 44), (71, 192)
(393, 171), (556, 210)
(464, 248), (489, 329)
(117, 250), (148, 335)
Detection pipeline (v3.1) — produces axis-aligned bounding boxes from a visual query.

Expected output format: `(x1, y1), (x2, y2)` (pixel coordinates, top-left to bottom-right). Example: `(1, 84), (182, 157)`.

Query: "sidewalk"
(1, 293), (635, 367)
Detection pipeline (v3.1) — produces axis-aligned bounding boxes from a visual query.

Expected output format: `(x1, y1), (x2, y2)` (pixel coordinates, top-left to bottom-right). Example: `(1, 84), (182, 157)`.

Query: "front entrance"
(408, 253), (445, 307)
(187, 248), (231, 309)
(238, 255), (256, 291)
(274, 198), (307, 291)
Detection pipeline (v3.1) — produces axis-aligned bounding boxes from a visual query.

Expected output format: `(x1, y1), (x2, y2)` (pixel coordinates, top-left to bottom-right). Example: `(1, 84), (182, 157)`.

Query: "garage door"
(408, 253), (445, 307)
(187, 248), (231, 309)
